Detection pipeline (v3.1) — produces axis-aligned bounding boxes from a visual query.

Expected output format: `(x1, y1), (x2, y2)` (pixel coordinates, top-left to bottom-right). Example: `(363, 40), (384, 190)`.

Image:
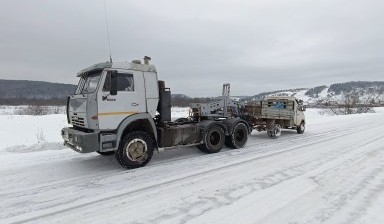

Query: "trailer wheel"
(197, 125), (225, 153)
(225, 123), (248, 149)
(97, 151), (115, 156)
(115, 131), (154, 169)
(297, 122), (305, 134)
(267, 124), (281, 139)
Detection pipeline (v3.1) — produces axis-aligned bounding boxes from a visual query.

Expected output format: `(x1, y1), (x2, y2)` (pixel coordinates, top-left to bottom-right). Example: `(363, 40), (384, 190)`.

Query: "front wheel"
(297, 122), (305, 134)
(115, 131), (154, 169)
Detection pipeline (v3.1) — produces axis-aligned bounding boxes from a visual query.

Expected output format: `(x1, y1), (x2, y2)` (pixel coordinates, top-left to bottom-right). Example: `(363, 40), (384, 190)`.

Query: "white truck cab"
(62, 57), (161, 156)
(70, 59), (159, 131)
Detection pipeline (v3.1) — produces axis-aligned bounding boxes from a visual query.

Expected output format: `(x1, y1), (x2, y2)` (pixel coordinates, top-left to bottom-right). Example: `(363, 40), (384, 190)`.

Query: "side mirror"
(110, 71), (118, 96)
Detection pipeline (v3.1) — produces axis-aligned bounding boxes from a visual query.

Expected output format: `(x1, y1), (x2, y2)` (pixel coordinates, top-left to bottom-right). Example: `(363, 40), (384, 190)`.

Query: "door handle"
(131, 103), (139, 106)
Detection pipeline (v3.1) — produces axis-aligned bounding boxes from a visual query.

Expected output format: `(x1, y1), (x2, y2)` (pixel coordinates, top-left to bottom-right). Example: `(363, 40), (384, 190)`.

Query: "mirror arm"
(102, 93), (111, 101)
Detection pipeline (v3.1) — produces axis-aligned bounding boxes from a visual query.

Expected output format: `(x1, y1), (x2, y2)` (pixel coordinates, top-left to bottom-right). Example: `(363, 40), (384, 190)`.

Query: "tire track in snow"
(4, 120), (384, 223)
(299, 136), (384, 224)
(147, 131), (384, 223)
(2, 116), (378, 197)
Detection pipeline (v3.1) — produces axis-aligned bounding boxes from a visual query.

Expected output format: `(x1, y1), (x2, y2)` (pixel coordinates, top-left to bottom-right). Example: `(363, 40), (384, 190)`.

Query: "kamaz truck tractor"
(61, 57), (251, 169)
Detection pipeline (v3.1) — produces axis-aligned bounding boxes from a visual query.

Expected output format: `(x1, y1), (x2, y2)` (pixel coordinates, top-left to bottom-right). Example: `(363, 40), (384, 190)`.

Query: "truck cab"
(62, 57), (159, 156)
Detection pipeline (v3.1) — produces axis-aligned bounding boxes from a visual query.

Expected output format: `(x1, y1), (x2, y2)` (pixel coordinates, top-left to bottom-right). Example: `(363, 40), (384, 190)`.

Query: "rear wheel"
(267, 124), (281, 139)
(115, 131), (154, 169)
(297, 122), (305, 134)
(196, 144), (208, 153)
(197, 125), (225, 153)
(225, 123), (248, 149)
(97, 151), (115, 156)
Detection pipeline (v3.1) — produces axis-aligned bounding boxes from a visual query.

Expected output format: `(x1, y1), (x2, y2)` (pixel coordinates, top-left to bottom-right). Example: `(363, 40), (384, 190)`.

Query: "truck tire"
(225, 123), (248, 149)
(297, 122), (305, 134)
(196, 144), (208, 153)
(267, 124), (281, 139)
(97, 151), (115, 156)
(115, 131), (154, 169)
(197, 125), (225, 153)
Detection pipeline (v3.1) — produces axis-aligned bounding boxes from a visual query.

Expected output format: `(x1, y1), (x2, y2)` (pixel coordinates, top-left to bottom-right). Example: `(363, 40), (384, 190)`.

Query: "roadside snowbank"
(1, 107), (383, 153)
(0, 114), (68, 151)
(0, 107), (384, 223)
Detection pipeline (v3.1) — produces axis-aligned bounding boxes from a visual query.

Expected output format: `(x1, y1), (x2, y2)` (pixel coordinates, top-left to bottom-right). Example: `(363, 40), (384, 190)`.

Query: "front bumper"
(61, 127), (99, 153)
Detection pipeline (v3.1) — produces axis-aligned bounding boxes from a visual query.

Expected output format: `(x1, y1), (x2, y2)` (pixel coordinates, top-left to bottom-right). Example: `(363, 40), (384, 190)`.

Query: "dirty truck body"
(61, 58), (251, 169)
(243, 97), (306, 138)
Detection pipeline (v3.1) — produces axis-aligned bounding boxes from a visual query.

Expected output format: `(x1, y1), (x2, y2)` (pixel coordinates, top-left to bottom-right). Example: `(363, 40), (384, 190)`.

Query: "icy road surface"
(0, 108), (383, 223)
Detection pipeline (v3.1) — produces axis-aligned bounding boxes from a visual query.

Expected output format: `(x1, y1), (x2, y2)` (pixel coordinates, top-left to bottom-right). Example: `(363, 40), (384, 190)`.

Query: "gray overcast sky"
(1, 0), (383, 96)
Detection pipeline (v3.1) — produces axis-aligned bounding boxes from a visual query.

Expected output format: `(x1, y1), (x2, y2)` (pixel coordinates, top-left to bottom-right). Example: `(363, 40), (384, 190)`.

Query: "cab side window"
(117, 74), (134, 91)
(102, 74), (111, 92)
(103, 73), (134, 92)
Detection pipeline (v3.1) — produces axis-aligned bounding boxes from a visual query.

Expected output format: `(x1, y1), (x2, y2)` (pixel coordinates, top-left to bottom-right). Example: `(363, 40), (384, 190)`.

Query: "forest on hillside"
(1, 80), (383, 107)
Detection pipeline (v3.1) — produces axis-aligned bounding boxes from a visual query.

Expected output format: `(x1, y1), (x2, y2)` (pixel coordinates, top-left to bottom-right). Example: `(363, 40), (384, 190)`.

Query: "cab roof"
(77, 61), (157, 77)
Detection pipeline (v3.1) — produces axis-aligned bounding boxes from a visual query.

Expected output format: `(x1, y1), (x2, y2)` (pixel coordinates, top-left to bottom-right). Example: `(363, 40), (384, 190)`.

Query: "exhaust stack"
(157, 80), (171, 122)
(144, 56), (151, 65)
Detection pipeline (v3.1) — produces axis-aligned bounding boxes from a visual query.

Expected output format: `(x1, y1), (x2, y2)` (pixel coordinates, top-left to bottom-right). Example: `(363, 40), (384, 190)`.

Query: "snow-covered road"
(1, 109), (384, 223)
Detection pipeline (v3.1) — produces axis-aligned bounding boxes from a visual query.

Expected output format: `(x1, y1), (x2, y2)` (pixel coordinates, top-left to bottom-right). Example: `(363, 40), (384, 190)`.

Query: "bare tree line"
(325, 87), (384, 115)
(0, 97), (67, 106)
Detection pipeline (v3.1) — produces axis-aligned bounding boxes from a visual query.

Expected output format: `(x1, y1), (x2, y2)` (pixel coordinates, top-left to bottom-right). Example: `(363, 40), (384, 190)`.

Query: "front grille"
(71, 116), (85, 127)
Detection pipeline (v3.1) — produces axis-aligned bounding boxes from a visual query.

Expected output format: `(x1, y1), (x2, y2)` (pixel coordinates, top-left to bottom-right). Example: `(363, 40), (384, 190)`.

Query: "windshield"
(75, 70), (102, 94)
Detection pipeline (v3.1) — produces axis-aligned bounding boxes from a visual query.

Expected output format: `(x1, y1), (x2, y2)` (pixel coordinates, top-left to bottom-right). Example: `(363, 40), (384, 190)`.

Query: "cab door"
(97, 69), (146, 130)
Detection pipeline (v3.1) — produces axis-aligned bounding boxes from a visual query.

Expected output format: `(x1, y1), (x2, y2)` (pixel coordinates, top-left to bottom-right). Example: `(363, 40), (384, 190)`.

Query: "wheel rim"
(299, 123), (305, 133)
(235, 128), (245, 142)
(274, 125), (281, 137)
(210, 130), (221, 146)
(125, 139), (148, 163)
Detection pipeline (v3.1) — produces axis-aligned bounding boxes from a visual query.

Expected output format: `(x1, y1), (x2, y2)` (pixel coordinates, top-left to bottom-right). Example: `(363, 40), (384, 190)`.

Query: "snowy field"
(0, 107), (384, 223)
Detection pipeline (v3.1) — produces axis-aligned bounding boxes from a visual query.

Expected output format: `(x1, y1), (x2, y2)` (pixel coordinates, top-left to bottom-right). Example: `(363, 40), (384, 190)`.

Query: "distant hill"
(241, 81), (384, 106)
(327, 81), (384, 95)
(1, 79), (383, 106)
(240, 88), (308, 102)
(0, 79), (76, 99)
